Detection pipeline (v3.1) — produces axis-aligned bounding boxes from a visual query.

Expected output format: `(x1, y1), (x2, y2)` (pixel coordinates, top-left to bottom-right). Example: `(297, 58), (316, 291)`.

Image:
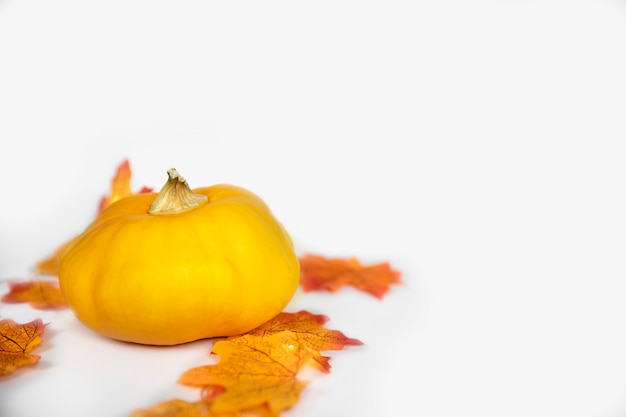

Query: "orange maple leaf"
(180, 332), (308, 415)
(0, 318), (46, 378)
(130, 398), (273, 417)
(173, 311), (362, 416)
(35, 159), (152, 276)
(34, 242), (69, 277)
(1, 280), (67, 310)
(97, 159), (153, 213)
(248, 310), (363, 373)
(299, 254), (402, 299)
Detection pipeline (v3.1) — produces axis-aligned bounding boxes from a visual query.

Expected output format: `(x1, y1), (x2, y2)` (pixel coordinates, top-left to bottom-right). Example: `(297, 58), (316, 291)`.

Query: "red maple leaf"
(1, 280), (67, 310)
(299, 254), (402, 299)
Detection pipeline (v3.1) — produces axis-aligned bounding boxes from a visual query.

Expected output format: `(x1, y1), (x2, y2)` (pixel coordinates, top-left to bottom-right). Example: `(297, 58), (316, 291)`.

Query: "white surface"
(1, 1), (626, 416)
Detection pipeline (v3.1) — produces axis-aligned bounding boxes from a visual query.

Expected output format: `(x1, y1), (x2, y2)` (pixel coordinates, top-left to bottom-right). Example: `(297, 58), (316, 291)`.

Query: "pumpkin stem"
(148, 168), (208, 215)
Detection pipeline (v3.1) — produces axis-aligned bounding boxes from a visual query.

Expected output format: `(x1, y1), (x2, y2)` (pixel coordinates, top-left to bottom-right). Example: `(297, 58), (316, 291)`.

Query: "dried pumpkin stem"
(148, 168), (208, 215)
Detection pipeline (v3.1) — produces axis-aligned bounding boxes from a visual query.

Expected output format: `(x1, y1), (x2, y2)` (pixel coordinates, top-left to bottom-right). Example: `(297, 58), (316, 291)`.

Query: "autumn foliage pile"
(0, 160), (401, 416)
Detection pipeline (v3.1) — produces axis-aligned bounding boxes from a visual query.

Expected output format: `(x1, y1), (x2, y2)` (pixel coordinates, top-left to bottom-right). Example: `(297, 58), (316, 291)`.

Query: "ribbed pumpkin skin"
(58, 184), (300, 345)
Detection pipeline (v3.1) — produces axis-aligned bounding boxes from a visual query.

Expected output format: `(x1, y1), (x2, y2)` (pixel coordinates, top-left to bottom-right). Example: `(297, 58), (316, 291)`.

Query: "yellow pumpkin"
(58, 168), (300, 345)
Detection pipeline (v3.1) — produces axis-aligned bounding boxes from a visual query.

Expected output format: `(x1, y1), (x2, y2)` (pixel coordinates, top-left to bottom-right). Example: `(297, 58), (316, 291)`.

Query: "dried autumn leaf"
(34, 242), (69, 277)
(1, 280), (67, 310)
(130, 396), (275, 417)
(248, 310), (363, 373)
(180, 332), (306, 415)
(130, 399), (213, 417)
(0, 318), (45, 377)
(176, 311), (362, 416)
(97, 159), (153, 213)
(299, 254), (402, 299)
(36, 159), (152, 276)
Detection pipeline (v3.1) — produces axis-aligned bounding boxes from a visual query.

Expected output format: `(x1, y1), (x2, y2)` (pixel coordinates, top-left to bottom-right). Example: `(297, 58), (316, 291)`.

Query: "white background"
(1, 1), (626, 416)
